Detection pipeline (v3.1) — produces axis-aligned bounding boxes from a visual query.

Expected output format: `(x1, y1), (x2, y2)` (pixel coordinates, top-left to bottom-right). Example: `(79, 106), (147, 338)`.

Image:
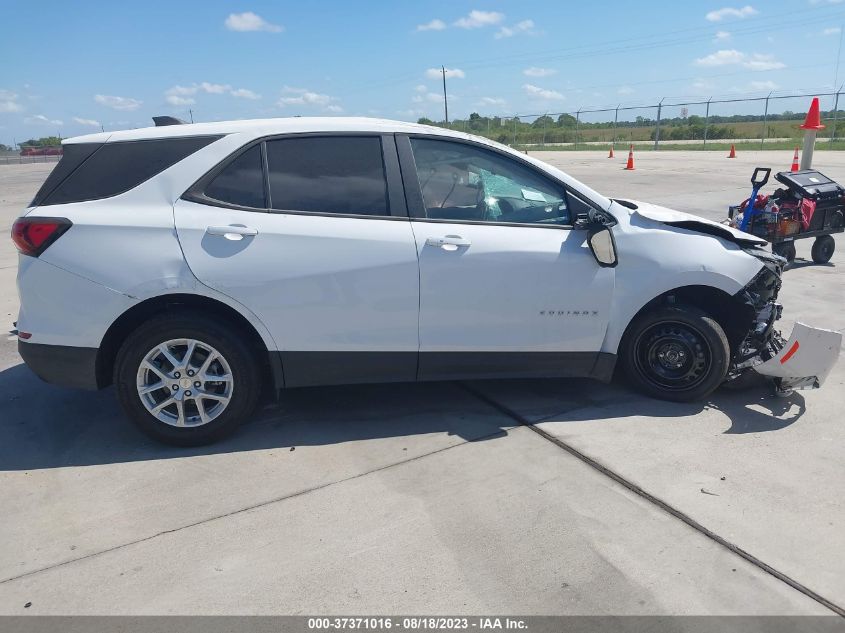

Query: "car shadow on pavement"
(0, 360), (805, 472)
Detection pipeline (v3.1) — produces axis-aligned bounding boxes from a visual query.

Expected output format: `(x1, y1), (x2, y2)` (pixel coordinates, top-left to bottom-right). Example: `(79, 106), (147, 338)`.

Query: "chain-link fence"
(431, 90), (845, 150)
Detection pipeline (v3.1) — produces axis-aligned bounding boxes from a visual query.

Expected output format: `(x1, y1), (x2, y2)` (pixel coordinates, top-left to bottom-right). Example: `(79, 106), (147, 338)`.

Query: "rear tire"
(621, 304), (730, 402)
(811, 235), (835, 264)
(114, 311), (261, 446)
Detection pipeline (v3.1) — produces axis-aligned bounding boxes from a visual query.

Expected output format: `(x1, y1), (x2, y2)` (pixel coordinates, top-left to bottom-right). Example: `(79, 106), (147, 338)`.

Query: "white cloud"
(705, 5), (758, 21)
(25, 114), (63, 125)
(425, 67), (465, 79)
(495, 19), (536, 39)
(693, 49), (784, 70)
(743, 53), (786, 70)
(694, 49), (745, 66)
(618, 85), (635, 95)
(199, 81), (231, 94)
(230, 88), (261, 99)
(523, 83), (565, 101)
(477, 96), (506, 107)
(692, 78), (716, 92)
(417, 19), (446, 31)
(809, 0), (843, 4)
(276, 86), (339, 111)
(0, 89), (23, 112)
(224, 11), (283, 32)
(823, 27), (842, 35)
(94, 94), (142, 111)
(73, 117), (101, 127)
(166, 95), (195, 106)
(523, 67), (556, 77)
(414, 84), (427, 93)
(750, 80), (778, 90)
(325, 104), (344, 113)
(714, 30), (731, 41)
(454, 10), (504, 29)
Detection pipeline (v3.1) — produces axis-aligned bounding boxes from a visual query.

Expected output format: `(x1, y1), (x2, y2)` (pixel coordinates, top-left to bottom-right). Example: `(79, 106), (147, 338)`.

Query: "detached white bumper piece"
(753, 322), (842, 389)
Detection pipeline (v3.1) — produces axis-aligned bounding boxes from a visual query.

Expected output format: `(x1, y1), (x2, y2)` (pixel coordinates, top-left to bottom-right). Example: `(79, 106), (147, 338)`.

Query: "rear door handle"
(206, 225), (258, 240)
(426, 235), (471, 250)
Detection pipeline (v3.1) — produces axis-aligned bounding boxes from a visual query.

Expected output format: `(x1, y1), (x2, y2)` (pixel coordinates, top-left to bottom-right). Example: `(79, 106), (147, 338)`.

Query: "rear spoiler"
(153, 116), (187, 127)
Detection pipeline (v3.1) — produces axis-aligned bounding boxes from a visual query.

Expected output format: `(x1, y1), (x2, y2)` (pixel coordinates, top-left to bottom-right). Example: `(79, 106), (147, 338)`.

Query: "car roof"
(63, 116), (612, 211)
(64, 117), (470, 144)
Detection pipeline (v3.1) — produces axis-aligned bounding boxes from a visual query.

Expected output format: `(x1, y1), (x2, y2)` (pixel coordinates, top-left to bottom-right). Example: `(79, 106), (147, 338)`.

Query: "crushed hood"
(618, 200), (768, 247)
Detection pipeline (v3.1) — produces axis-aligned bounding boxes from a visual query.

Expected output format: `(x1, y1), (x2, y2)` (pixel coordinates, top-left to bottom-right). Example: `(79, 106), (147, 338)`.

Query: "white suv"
(12, 118), (840, 445)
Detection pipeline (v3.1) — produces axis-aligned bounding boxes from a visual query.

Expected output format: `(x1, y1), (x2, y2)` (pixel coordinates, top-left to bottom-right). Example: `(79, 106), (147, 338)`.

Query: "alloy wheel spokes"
(136, 338), (234, 428)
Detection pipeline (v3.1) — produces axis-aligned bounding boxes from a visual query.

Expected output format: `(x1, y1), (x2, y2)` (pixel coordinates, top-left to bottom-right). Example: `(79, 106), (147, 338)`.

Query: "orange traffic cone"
(790, 147), (800, 172)
(800, 97), (826, 131)
(624, 144), (635, 170)
(728, 144), (737, 158)
(608, 145), (615, 158)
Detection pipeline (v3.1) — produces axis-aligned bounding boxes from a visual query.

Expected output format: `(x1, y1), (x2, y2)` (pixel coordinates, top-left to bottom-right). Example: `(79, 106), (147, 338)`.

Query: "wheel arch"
(617, 285), (748, 358)
(95, 293), (283, 394)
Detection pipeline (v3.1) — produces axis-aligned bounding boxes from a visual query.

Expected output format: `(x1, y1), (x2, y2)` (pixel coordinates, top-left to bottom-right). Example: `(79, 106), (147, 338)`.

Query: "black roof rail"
(152, 116), (187, 127)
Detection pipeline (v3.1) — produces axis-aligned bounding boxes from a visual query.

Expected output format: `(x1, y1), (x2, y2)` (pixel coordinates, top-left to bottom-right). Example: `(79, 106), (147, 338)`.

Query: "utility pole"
(189, 108), (194, 123)
(441, 66), (449, 125)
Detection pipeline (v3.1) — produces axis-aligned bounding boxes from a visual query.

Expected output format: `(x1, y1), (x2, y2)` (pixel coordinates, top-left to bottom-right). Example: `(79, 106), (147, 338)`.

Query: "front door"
(174, 134), (420, 386)
(399, 135), (614, 380)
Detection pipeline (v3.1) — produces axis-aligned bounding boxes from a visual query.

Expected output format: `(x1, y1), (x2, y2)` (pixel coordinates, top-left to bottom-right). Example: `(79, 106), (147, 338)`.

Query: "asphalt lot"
(0, 152), (843, 615)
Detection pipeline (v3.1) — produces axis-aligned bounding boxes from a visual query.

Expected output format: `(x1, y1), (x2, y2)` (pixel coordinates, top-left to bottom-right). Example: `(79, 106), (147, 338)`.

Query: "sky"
(3, 0), (845, 145)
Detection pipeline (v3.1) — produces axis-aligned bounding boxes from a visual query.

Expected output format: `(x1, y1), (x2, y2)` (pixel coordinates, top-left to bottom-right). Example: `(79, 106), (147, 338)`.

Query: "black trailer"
(728, 168), (845, 264)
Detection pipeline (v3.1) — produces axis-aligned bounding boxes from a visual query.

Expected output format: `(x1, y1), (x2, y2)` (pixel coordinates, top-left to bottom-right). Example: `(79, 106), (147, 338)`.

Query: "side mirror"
(587, 225), (618, 268)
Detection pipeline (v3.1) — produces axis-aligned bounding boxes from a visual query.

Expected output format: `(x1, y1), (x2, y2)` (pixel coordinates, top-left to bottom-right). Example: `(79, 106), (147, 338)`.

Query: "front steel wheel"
(622, 304), (730, 402)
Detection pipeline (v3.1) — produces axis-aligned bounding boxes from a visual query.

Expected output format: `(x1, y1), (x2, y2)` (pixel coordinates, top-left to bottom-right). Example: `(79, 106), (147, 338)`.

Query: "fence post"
(513, 117), (517, 146)
(613, 105), (619, 151)
(760, 91), (772, 150)
(575, 109), (581, 150)
(653, 98), (664, 150)
(542, 113), (547, 147)
(703, 97), (711, 147)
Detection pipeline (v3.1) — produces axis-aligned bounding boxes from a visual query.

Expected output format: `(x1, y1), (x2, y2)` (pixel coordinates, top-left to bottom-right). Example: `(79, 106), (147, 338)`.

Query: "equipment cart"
(728, 167), (845, 264)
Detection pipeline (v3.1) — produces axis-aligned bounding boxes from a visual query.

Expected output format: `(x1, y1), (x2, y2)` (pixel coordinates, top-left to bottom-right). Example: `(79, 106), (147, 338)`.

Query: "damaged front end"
(728, 247), (841, 392)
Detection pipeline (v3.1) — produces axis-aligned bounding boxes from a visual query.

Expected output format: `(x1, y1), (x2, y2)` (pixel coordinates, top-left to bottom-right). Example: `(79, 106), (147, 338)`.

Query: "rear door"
(174, 134), (420, 387)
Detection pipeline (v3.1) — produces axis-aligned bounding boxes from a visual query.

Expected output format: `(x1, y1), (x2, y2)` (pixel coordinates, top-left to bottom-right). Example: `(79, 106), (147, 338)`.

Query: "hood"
(617, 199), (768, 247)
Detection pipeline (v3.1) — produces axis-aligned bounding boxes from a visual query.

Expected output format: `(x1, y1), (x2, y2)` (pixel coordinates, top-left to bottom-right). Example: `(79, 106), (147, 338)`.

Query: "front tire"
(621, 304), (730, 402)
(114, 312), (261, 446)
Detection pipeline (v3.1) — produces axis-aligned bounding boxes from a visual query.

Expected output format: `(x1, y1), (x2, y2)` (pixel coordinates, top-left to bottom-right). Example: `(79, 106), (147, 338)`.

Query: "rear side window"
(204, 145), (266, 208)
(30, 143), (102, 207)
(265, 136), (388, 216)
(37, 136), (220, 206)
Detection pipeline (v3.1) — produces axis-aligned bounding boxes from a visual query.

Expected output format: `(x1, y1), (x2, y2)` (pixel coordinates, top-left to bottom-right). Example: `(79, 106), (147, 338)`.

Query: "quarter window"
(37, 136), (220, 206)
(265, 136), (388, 216)
(410, 138), (570, 225)
(204, 144), (266, 208)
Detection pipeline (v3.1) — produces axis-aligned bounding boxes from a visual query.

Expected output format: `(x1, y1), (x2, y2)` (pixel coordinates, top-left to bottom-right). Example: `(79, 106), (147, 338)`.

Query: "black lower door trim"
(276, 351), (616, 388)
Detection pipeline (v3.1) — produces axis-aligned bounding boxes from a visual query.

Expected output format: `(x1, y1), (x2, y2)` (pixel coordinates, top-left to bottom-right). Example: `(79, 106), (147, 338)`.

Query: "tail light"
(11, 217), (72, 257)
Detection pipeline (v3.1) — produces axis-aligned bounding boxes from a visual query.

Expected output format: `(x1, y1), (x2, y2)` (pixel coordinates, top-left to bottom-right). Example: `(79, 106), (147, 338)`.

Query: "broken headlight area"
(726, 249), (785, 378)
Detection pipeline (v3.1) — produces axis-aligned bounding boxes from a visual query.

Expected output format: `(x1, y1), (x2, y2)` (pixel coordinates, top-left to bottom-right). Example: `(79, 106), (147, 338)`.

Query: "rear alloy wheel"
(811, 235), (835, 264)
(622, 305), (730, 402)
(115, 313), (260, 445)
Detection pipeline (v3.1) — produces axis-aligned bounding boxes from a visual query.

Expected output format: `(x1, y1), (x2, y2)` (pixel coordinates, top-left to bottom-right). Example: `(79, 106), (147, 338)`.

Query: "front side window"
(204, 144), (265, 208)
(410, 138), (570, 225)
(265, 136), (388, 216)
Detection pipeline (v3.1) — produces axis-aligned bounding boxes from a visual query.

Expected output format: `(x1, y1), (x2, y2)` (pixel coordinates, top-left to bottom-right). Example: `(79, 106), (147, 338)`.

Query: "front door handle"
(426, 235), (471, 250)
(206, 225), (258, 241)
